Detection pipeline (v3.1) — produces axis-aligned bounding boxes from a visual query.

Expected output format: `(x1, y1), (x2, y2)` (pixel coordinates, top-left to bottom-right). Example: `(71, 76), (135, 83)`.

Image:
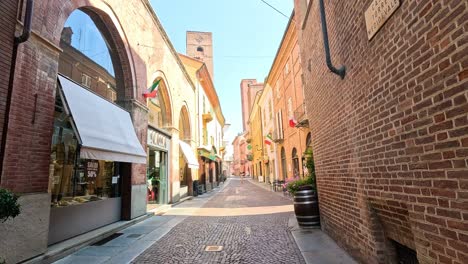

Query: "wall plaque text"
(365, 0), (400, 40)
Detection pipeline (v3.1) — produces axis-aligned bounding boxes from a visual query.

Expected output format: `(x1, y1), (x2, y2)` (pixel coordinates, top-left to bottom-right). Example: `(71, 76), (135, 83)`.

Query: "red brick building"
(294, 0), (468, 263)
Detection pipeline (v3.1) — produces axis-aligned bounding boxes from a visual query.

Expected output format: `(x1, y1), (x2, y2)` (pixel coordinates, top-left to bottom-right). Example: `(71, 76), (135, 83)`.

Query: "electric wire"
(258, 0), (290, 19)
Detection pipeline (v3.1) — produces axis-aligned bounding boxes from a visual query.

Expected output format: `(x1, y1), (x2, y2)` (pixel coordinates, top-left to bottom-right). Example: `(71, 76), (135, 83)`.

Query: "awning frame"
(57, 75), (147, 164)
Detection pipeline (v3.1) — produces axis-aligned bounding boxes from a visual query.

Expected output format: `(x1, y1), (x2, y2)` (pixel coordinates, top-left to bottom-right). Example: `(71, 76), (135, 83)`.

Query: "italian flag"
(143, 79), (161, 99)
(264, 133), (273, 145)
(289, 116), (297, 127)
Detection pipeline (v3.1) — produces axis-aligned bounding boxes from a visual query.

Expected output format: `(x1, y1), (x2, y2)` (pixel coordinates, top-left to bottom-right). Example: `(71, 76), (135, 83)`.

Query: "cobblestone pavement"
(133, 178), (305, 264)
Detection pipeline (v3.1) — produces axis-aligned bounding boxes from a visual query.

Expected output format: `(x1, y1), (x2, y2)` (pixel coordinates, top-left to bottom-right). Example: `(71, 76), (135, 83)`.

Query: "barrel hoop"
(296, 215), (320, 219)
(296, 190), (314, 194)
(298, 221), (320, 225)
(294, 201), (317, 205)
(294, 195), (316, 199)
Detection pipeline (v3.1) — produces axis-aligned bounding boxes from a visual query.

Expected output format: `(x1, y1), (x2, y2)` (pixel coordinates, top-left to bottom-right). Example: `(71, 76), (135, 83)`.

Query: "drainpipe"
(0, 0), (34, 179)
(319, 0), (346, 79)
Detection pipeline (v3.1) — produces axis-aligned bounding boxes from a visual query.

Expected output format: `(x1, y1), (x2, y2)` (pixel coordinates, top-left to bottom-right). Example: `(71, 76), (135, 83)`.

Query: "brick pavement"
(133, 178), (305, 264)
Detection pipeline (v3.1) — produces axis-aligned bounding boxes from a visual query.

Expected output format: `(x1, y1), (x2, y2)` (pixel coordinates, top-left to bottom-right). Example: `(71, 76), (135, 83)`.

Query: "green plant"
(0, 258), (5, 264)
(303, 147), (315, 177)
(286, 176), (315, 196)
(0, 188), (21, 222)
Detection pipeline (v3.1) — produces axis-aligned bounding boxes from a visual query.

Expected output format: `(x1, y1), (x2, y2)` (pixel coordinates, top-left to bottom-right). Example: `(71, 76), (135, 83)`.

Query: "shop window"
(50, 89), (120, 207)
(147, 149), (168, 205)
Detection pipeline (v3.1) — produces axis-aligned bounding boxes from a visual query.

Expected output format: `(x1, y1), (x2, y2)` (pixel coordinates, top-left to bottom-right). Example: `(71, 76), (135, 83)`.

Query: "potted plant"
(0, 188), (21, 223)
(286, 149), (320, 228)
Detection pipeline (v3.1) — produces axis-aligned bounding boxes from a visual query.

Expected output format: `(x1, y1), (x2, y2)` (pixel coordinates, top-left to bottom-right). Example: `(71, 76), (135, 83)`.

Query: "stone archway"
(281, 147), (287, 180)
(56, 2), (138, 101)
(148, 75), (173, 130)
(47, 4), (140, 246)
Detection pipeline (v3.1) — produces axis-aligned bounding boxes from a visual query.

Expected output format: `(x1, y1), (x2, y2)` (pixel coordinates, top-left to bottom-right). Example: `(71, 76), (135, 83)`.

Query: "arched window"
(306, 132), (312, 147)
(197, 46), (204, 52)
(58, 9), (117, 102)
(292, 148), (299, 178)
(281, 147), (287, 180)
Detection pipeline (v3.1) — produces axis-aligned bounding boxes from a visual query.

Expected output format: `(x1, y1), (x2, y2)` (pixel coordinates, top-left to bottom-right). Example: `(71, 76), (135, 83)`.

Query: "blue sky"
(150, 0), (294, 154)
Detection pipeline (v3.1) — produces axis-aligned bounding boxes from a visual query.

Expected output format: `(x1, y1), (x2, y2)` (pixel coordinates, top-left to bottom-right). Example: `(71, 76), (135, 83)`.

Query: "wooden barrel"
(293, 187), (320, 228)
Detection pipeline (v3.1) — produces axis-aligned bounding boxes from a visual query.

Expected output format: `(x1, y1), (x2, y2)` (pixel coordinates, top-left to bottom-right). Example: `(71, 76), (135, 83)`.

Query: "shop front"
(147, 128), (171, 208)
(179, 140), (199, 197)
(198, 147), (217, 191)
(48, 76), (146, 245)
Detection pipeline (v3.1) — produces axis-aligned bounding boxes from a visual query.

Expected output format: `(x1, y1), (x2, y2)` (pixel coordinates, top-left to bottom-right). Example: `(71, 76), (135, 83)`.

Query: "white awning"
(179, 140), (199, 169)
(58, 75), (147, 164)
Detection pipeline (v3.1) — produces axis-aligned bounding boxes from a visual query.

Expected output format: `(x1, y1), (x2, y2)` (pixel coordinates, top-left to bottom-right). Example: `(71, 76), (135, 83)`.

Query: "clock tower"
(186, 31), (214, 79)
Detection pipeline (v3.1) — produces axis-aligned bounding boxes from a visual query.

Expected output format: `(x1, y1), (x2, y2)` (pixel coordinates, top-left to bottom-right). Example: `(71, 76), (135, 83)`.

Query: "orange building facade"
(269, 12), (310, 180)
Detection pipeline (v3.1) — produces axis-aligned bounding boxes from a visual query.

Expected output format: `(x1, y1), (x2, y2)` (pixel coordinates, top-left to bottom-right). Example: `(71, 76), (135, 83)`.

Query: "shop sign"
(365, 0), (400, 40)
(86, 160), (99, 178)
(148, 128), (169, 150)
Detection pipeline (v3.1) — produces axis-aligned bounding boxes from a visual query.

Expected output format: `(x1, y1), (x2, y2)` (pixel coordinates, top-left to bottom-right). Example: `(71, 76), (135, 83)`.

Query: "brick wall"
(294, 0), (467, 263)
(0, 0), (18, 181)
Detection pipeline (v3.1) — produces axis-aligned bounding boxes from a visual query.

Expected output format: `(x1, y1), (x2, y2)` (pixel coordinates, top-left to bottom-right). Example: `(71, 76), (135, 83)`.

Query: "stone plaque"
(365, 0), (400, 40)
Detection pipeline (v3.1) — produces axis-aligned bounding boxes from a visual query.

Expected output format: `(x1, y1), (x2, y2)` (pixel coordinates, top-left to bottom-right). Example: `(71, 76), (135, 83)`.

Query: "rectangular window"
(276, 110), (284, 140)
(287, 97), (293, 117)
(203, 96), (206, 113)
(269, 101), (273, 121)
(276, 82), (281, 99)
(81, 74), (91, 88)
(203, 126), (208, 145)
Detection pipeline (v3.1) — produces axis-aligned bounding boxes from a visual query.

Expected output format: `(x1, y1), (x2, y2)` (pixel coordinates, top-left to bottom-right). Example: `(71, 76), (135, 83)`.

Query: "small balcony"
(294, 103), (309, 128)
(202, 112), (213, 123)
(272, 127), (283, 143)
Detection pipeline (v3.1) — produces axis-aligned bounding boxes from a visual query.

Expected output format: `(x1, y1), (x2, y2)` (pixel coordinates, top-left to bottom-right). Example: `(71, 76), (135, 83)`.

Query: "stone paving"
(133, 178), (305, 264)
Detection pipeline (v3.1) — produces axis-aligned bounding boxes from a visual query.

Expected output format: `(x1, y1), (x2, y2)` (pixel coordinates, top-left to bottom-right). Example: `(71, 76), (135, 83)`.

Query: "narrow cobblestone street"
(133, 178), (304, 264)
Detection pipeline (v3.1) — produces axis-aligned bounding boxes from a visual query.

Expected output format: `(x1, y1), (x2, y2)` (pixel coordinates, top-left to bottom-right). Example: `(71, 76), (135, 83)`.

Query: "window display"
(49, 88), (121, 208)
(147, 148), (168, 205)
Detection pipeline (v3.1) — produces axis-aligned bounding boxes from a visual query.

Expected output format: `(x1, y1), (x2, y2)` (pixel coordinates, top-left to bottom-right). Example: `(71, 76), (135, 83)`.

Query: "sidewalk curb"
(23, 213), (154, 264)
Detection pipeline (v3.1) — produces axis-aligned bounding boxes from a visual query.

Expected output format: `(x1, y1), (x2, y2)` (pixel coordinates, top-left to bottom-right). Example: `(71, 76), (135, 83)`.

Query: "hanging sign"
(365, 0), (400, 40)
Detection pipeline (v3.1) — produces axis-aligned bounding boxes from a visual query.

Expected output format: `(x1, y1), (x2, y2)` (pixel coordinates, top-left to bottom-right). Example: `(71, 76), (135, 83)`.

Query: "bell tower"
(186, 31), (214, 79)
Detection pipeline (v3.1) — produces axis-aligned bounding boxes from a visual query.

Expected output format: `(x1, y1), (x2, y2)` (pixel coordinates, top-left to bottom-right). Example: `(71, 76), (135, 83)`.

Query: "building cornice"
(264, 11), (297, 86)
(142, 0), (196, 92)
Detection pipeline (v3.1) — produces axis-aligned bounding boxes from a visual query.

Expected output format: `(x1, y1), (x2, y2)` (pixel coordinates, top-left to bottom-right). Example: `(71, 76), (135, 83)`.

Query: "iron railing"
(294, 103), (309, 128)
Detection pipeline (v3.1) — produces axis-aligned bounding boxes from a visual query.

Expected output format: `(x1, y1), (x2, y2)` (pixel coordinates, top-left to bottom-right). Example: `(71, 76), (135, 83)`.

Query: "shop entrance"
(147, 148), (168, 206)
(48, 8), (147, 245)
